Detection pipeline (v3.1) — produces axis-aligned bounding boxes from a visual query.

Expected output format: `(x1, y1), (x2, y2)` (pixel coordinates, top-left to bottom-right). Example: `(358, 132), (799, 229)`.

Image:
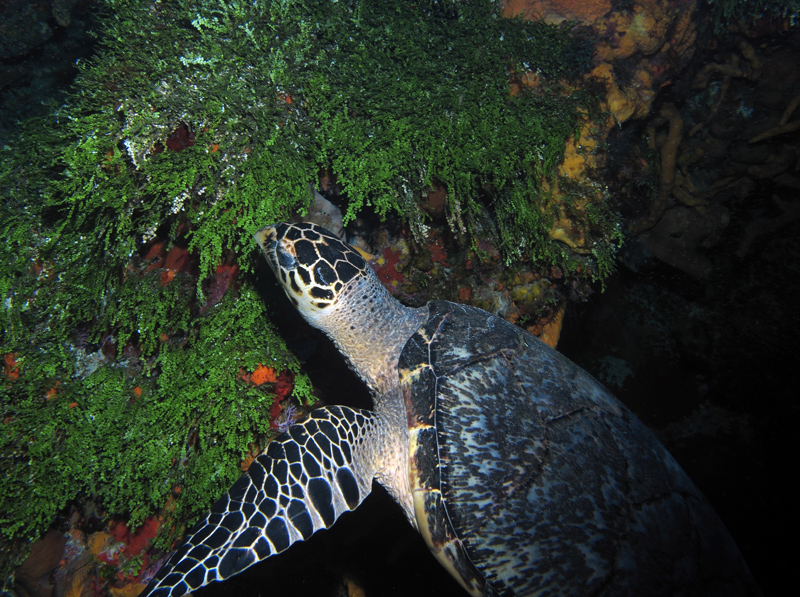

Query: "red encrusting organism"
(371, 247), (404, 294)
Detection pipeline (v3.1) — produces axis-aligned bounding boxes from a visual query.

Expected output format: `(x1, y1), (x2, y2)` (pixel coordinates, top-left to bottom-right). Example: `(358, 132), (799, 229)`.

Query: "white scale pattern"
(143, 407), (378, 596)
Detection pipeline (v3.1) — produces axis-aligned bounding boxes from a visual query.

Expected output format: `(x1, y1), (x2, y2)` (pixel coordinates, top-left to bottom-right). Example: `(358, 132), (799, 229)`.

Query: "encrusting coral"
(503, 1), (699, 270)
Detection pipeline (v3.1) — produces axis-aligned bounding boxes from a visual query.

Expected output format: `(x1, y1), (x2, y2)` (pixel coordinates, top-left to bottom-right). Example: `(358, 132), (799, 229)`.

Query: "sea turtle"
(143, 222), (758, 596)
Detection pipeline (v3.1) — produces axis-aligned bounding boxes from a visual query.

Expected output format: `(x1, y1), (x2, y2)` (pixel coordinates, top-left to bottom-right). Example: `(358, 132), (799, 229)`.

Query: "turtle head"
(256, 221), (424, 395)
(255, 222), (371, 326)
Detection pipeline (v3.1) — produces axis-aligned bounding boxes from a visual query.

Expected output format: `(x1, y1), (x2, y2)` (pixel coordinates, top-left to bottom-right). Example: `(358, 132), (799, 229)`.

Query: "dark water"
(558, 229), (799, 596)
(197, 485), (466, 597)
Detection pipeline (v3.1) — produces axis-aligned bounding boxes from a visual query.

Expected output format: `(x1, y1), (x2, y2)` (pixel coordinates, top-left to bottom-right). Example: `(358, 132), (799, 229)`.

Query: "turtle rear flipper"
(143, 406), (378, 596)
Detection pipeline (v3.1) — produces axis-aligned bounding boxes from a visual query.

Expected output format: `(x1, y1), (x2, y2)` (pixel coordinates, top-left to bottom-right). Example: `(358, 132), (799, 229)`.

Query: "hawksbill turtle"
(142, 221), (758, 596)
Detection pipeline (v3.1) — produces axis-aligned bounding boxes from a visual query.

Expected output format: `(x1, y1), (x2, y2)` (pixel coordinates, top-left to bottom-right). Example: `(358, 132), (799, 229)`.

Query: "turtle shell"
(399, 300), (755, 596)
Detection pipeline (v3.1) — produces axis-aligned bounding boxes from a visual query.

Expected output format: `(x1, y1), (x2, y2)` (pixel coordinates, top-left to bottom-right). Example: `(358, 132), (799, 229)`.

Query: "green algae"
(0, 0), (614, 580)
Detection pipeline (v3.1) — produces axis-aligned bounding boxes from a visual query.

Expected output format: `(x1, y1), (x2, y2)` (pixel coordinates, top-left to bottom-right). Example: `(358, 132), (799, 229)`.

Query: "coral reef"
(0, 1), (608, 590)
(702, 0), (800, 32)
(4, 0), (796, 592)
(501, 0), (701, 275)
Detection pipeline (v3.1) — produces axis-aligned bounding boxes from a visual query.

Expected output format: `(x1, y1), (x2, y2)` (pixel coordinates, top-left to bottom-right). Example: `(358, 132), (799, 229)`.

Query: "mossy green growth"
(0, 279), (308, 567)
(1, 0), (610, 578)
(299, 1), (602, 268)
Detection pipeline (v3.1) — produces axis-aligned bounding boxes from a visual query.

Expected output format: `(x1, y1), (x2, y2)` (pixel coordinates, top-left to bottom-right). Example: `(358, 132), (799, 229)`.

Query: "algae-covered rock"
(0, 2), (617, 588)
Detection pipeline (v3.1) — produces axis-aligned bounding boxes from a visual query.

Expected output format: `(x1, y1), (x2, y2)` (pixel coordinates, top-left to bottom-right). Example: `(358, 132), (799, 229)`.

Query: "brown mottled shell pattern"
(400, 300), (756, 596)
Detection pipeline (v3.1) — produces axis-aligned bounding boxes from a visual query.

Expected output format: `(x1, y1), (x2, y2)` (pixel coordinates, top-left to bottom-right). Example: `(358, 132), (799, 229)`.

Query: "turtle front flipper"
(142, 406), (378, 596)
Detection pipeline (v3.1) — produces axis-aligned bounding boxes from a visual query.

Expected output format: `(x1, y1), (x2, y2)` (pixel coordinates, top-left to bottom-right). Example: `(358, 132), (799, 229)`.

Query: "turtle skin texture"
(401, 300), (757, 596)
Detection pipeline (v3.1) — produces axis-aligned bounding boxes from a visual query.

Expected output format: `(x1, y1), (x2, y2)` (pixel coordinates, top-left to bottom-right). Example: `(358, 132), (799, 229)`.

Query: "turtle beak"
(255, 224), (296, 271)
(254, 225), (277, 251)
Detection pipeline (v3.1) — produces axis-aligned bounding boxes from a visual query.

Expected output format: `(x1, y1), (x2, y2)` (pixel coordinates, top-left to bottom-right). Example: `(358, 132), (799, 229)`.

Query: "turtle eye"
(277, 247), (295, 269)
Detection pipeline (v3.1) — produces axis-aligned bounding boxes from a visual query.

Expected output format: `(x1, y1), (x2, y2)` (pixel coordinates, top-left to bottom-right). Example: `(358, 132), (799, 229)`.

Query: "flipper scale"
(142, 406), (378, 596)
